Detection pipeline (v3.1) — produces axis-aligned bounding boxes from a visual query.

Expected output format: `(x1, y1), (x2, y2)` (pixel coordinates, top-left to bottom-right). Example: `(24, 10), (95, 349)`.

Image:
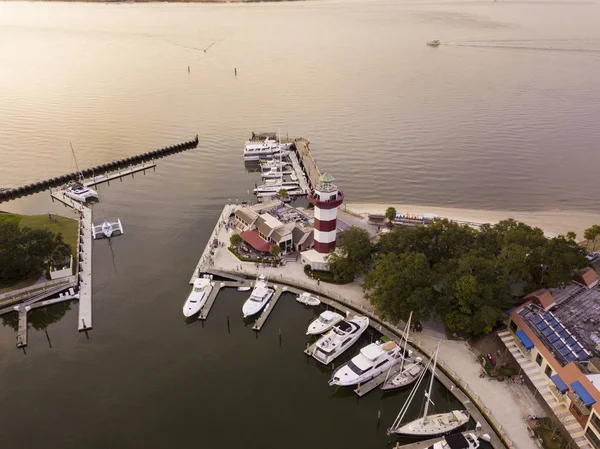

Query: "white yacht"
(244, 139), (291, 161)
(262, 167), (293, 179)
(306, 311), (344, 335)
(329, 339), (404, 386)
(296, 292), (320, 307)
(253, 182), (300, 195)
(183, 275), (213, 317)
(388, 343), (470, 438)
(64, 182), (98, 203)
(260, 159), (289, 171)
(381, 312), (425, 391)
(242, 274), (274, 318)
(430, 433), (480, 449)
(312, 316), (369, 365)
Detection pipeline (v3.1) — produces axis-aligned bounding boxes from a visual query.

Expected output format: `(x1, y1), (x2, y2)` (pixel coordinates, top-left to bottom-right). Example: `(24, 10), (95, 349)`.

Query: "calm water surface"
(0, 0), (598, 446)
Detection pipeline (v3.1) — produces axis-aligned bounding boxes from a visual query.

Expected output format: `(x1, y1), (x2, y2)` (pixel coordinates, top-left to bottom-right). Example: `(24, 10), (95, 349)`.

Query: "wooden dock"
(84, 162), (156, 187)
(252, 286), (285, 331)
(286, 149), (311, 194)
(394, 431), (483, 449)
(295, 140), (321, 189)
(0, 281), (76, 316)
(16, 307), (28, 347)
(51, 190), (93, 331)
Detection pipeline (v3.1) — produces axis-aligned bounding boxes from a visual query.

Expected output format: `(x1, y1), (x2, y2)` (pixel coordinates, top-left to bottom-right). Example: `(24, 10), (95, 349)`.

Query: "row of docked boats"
(243, 137), (292, 162)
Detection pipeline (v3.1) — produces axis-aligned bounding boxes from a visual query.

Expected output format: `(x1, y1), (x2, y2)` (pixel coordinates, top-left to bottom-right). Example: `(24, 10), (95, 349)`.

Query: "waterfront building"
(500, 268), (600, 449)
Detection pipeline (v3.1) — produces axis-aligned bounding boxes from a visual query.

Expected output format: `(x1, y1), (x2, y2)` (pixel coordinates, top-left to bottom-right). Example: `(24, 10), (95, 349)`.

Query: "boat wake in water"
(445, 39), (600, 57)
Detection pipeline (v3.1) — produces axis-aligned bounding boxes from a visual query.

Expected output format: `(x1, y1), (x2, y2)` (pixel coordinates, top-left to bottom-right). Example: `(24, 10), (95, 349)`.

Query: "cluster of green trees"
(584, 225), (600, 250)
(0, 220), (72, 285)
(327, 219), (589, 336)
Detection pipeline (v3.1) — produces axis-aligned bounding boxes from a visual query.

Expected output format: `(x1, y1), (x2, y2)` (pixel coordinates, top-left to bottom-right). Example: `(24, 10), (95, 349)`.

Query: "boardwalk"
(286, 150), (311, 194)
(16, 308), (27, 347)
(252, 287), (285, 331)
(189, 204), (239, 284)
(295, 140), (321, 189)
(51, 190), (93, 331)
(84, 162), (156, 188)
(0, 281), (76, 316)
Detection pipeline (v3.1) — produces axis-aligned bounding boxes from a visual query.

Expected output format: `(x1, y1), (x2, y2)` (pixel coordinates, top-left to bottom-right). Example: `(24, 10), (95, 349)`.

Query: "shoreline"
(345, 202), (600, 239)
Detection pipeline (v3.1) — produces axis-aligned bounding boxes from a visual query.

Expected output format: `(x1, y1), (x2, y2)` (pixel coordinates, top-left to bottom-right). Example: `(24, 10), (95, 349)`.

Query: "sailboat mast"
(70, 142), (83, 180)
(423, 342), (440, 420)
(400, 312), (412, 373)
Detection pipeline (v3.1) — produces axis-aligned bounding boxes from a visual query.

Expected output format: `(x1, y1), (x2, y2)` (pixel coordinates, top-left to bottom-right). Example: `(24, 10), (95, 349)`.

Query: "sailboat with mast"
(381, 312), (425, 391)
(64, 143), (98, 203)
(387, 342), (470, 438)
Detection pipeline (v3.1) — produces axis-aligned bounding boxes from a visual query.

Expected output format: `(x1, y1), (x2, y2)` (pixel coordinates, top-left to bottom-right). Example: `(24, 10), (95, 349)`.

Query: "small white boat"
(64, 183), (98, 203)
(306, 310), (344, 335)
(242, 273), (274, 318)
(329, 340), (404, 386)
(92, 218), (124, 239)
(183, 275), (213, 317)
(431, 433), (480, 449)
(388, 343), (470, 437)
(296, 292), (321, 307)
(427, 39), (441, 47)
(237, 286), (251, 292)
(312, 316), (369, 365)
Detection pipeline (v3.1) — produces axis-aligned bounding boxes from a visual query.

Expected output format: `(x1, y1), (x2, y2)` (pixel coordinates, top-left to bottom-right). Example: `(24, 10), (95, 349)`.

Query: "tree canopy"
(0, 219), (73, 286)
(269, 244), (281, 258)
(385, 207), (396, 227)
(326, 227), (376, 283)
(361, 218), (588, 336)
(230, 233), (242, 248)
(584, 225), (600, 250)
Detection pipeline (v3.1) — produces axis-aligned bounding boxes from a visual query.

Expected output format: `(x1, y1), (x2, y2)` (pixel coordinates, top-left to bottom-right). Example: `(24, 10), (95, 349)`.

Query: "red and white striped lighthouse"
(308, 173), (344, 253)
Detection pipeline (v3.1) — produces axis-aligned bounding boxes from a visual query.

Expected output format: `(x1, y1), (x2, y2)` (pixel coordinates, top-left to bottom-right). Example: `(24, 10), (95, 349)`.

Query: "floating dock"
(354, 362), (406, 397)
(394, 431), (485, 449)
(16, 308), (28, 348)
(0, 136), (198, 203)
(252, 286), (285, 331)
(84, 162), (156, 187)
(294, 139), (321, 190)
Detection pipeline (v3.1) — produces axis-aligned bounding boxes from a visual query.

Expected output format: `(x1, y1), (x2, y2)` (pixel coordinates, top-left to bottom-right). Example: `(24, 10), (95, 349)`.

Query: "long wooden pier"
(84, 162), (156, 188)
(286, 150), (311, 194)
(252, 286), (285, 331)
(16, 308), (28, 347)
(294, 139), (321, 190)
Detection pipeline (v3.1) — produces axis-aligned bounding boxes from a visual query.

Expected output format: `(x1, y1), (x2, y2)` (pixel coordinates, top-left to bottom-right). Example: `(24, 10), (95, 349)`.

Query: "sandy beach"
(345, 202), (600, 239)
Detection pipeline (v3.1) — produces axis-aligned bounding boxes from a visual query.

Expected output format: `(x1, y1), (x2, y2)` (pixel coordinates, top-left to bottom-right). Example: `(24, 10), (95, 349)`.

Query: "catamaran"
(92, 218), (124, 239)
(183, 275), (214, 317)
(306, 310), (344, 335)
(381, 312), (425, 391)
(329, 339), (405, 387)
(312, 316), (369, 365)
(388, 342), (470, 437)
(64, 143), (99, 203)
(242, 273), (274, 318)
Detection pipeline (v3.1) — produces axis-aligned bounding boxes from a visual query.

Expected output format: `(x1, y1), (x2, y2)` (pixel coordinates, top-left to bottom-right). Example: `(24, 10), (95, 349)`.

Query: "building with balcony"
(499, 268), (600, 449)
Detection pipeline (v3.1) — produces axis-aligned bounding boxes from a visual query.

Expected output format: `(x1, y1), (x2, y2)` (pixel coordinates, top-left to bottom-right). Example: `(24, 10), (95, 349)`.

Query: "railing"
(568, 392), (592, 417)
(548, 383), (568, 404)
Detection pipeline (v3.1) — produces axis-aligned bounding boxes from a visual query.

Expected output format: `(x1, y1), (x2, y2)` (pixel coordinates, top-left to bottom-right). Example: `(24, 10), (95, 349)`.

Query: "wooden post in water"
(278, 328), (282, 347)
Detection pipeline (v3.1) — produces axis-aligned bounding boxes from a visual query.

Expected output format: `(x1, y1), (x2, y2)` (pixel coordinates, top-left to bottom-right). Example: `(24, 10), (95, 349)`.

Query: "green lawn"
(0, 212), (78, 259)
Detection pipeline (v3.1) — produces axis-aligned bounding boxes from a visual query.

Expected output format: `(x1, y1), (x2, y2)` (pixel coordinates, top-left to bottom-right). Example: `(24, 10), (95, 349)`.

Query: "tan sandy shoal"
(345, 202), (600, 239)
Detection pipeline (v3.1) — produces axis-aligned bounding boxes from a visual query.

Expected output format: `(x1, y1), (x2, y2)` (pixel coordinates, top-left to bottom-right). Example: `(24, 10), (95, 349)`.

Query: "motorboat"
(260, 159), (289, 171)
(306, 310), (344, 335)
(253, 182), (300, 195)
(429, 433), (480, 449)
(183, 275), (214, 317)
(312, 316), (369, 365)
(242, 273), (274, 318)
(262, 167), (293, 179)
(244, 138), (290, 161)
(427, 40), (441, 47)
(296, 292), (321, 307)
(381, 358), (425, 391)
(64, 182), (98, 203)
(92, 218), (124, 239)
(329, 339), (404, 386)
(381, 312), (425, 391)
(237, 286), (251, 292)
(388, 343), (470, 437)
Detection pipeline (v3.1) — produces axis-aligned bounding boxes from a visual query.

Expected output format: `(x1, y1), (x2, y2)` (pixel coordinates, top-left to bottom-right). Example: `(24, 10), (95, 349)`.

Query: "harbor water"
(1, 0), (599, 446)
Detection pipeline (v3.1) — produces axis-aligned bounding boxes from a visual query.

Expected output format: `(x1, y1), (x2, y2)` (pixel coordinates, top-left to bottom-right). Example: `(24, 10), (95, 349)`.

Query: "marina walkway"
(286, 149), (310, 194)
(252, 286), (285, 331)
(354, 363), (405, 397)
(84, 162), (157, 187)
(396, 431), (482, 449)
(295, 140), (320, 189)
(17, 308), (27, 347)
(51, 190), (93, 331)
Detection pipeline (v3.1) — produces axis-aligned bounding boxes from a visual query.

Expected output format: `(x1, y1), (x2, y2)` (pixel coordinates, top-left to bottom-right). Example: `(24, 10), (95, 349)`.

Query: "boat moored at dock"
(296, 292), (320, 307)
(312, 316), (369, 365)
(183, 275), (214, 317)
(92, 218), (124, 239)
(244, 138), (291, 162)
(64, 182), (98, 203)
(329, 339), (404, 387)
(430, 432), (480, 449)
(306, 310), (344, 335)
(242, 273), (274, 318)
